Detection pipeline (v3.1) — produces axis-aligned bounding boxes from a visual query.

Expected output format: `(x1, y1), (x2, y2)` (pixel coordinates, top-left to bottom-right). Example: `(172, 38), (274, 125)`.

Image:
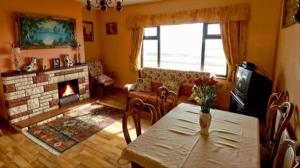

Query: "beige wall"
(97, 0), (282, 109)
(274, 13), (300, 137)
(82, 8), (102, 62)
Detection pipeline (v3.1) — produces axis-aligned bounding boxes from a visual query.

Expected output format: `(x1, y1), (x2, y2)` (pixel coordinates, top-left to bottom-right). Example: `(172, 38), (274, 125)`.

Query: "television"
(235, 65), (272, 101)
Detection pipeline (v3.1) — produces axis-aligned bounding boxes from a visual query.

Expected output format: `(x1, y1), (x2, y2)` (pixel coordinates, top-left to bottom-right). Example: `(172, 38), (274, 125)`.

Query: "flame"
(62, 84), (75, 97)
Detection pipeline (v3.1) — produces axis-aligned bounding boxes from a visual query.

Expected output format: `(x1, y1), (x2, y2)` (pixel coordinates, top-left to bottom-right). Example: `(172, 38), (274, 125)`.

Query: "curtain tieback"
(229, 65), (236, 71)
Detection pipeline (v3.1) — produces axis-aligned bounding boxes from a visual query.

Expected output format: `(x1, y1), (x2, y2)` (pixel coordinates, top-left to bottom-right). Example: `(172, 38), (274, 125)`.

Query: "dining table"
(119, 103), (260, 168)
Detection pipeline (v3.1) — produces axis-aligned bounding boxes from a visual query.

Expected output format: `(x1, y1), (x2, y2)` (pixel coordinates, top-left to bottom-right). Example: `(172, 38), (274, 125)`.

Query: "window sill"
(216, 76), (227, 80)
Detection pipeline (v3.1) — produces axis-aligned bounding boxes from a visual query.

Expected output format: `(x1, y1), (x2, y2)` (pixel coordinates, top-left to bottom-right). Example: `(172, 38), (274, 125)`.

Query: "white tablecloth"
(119, 103), (260, 168)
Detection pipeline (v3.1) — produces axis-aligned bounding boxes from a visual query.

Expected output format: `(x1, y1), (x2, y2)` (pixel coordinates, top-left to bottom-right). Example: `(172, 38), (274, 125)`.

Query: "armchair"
(87, 60), (115, 98)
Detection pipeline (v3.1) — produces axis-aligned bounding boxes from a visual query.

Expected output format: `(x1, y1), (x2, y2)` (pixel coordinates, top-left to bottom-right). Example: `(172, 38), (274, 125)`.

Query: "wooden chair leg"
(0, 129), (3, 136)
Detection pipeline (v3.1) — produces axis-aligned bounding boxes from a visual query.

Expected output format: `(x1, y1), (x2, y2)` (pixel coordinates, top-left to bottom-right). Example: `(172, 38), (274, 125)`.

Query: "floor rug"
(22, 102), (124, 155)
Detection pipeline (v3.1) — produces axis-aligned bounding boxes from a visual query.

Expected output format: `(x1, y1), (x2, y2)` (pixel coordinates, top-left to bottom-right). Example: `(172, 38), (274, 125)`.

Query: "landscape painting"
(16, 14), (76, 48)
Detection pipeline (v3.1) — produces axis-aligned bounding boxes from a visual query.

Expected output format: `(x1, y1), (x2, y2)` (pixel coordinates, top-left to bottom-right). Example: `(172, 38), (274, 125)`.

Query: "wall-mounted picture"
(83, 21), (94, 41)
(106, 22), (118, 35)
(16, 13), (76, 48)
(53, 58), (61, 69)
(282, 0), (300, 28)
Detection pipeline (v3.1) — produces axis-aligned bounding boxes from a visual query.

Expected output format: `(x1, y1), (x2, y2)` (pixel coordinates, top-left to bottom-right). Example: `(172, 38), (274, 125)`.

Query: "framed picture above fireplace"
(15, 13), (77, 49)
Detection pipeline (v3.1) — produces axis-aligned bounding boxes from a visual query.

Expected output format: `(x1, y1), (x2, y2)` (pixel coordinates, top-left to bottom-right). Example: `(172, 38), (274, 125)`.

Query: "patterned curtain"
(129, 27), (144, 71)
(126, 4), (250, 28)
(126, 4), (250, 74)
(220, 21), (247, 81)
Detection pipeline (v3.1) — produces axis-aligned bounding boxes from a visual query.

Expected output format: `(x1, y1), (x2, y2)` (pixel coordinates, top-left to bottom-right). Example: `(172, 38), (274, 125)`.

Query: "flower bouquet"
(192, 76), (221, 135)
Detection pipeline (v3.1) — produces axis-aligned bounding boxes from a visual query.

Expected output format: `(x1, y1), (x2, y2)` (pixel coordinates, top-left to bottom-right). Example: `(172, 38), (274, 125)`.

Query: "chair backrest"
(273, 139), (300, 168)
(156, 86), (177, 118)
(122, 98), (158, 144)
(87, 60), (104, 77)
(265, 102), (294, 159)
(268, 91), (289, 109)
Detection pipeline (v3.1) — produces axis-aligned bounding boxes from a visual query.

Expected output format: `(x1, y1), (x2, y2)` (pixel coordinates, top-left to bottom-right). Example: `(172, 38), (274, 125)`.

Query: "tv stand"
(229, 88), (271, 123)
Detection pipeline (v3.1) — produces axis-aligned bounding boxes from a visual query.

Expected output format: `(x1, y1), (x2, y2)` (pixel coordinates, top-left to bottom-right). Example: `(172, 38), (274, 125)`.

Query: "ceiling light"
(86, 0), (123, 12)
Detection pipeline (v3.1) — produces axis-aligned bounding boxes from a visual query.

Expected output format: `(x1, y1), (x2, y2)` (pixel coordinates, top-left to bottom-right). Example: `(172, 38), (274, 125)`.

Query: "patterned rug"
(23, 102), (124, 155)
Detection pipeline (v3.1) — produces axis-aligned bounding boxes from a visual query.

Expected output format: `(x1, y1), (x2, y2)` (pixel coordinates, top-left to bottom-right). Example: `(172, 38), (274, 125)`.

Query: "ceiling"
(79, 0), (160, 6)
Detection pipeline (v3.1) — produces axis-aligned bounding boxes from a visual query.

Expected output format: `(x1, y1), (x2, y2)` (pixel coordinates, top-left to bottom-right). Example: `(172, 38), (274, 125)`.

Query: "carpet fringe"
(22, 128), (61, 156)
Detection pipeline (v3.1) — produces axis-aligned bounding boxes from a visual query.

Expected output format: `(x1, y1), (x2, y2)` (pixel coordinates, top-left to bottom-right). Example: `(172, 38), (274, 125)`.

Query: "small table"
(119, 103), (260, 168)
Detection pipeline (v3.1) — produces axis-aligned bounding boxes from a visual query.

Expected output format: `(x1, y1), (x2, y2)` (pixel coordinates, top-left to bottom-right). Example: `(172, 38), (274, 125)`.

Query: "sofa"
(125, 67), (210, 109)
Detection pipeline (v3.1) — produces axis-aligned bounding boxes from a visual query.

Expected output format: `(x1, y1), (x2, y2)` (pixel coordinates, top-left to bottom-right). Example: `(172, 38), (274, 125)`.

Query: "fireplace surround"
(1, 64), (90, 124)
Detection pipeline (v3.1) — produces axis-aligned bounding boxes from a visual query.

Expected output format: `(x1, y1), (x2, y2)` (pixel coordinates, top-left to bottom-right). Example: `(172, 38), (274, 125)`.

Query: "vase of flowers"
(192, 76), (220, 136)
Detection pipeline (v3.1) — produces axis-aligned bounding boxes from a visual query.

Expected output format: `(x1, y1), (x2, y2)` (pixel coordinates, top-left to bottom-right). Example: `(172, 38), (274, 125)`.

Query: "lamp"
(86, 0), (123, 12)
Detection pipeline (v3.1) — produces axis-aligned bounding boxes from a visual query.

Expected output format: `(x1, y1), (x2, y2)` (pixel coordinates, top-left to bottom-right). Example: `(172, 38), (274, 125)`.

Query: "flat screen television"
(235, 65), (272, 101)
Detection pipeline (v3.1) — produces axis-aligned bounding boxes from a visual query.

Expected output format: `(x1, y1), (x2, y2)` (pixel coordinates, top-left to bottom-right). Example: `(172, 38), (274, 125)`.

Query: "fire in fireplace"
(58, 79), (80, 106)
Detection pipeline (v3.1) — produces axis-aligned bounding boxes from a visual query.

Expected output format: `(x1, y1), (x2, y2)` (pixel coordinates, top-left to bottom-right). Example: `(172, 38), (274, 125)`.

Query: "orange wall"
(0, 0), (85, 116)
(0, 0), (85, 72)
(274, 4), (300, 137)
(82, 8), (102, 62)
(97, 0), (282, 109)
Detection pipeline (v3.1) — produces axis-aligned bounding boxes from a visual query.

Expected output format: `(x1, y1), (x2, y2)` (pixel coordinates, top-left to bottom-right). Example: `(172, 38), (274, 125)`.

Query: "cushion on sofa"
(136, 78), (152, 92)
(128, 91), (157, 106)
(96, 74), (114, 86)
(179, 83), (193, 97)
(151, 82), (163, 93)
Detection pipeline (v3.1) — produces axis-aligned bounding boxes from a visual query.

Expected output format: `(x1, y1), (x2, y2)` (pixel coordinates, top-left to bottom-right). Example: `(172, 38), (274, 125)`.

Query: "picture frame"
(15, 13), (77, 49)
(106, 22), (118, 35)
(53, 58), (61, 69)
(83, 21), (94, 41)
(282, 0), (300, 28)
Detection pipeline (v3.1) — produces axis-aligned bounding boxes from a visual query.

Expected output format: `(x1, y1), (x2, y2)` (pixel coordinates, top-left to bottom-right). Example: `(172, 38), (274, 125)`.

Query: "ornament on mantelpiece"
(37, 58), (45, 71)
(64, 55), (74, 67)
(12, 44), (21, 72)
(23, 57), (37, 72)
(76, 42), (81, 64)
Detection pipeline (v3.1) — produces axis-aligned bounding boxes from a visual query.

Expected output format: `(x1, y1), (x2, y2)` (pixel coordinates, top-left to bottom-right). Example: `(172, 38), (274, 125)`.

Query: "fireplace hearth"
(58, 79), (80, 107)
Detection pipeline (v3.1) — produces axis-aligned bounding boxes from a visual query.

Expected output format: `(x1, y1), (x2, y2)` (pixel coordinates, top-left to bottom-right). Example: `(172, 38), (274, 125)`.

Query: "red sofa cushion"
(179, 83), (193, 97)
(151, 82), (162, 93)
(128, 91), (157, 106)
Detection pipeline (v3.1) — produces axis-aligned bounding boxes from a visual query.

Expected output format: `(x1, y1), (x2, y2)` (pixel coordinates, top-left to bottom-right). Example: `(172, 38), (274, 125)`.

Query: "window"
(142, 23), (227, 77)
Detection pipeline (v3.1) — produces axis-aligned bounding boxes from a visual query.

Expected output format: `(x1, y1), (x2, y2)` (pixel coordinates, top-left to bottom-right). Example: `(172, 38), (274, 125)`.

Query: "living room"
(0, 0), (299, 167)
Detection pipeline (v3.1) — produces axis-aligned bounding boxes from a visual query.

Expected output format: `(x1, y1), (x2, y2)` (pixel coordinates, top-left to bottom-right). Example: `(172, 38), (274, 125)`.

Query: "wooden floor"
(0, 90), (151, 167)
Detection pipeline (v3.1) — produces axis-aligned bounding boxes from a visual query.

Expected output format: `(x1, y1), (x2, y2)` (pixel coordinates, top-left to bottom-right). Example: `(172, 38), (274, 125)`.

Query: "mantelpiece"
(1, 64), (90, 124)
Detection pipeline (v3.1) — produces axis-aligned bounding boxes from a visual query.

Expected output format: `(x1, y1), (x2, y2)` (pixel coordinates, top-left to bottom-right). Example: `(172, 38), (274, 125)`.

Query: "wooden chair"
(267, 91), (289, 110)
(261, 102), (294, 165)
(87, 60), (115, 98)
(156, 86), (177, 118)
(261, 91), (289, 142)
(273, 139), (300, 168)
(122, 98), (158, 144)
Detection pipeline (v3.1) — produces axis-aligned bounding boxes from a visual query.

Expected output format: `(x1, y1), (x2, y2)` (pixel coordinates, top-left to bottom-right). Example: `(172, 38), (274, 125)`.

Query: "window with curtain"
(142, 23), (227, 77)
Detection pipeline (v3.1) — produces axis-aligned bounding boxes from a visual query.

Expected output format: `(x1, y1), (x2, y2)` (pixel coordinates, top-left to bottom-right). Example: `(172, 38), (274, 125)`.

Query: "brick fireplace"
(1, 64), (90, 124)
